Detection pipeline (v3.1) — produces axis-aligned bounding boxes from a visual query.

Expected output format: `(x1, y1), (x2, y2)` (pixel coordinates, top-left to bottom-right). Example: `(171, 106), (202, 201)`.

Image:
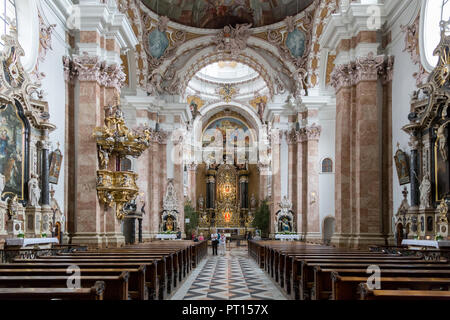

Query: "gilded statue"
(98, 147), (109, 170)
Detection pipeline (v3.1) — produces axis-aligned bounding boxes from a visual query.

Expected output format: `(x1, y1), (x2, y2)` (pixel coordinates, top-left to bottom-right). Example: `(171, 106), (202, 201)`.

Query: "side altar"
(395, 21), (450, 242)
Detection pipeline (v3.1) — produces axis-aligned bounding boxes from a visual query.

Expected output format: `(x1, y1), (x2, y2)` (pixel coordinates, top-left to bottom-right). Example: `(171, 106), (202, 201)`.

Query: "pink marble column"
(173, 138), (185, 235)
(304, 127), (321, 241)
(136, 147), (151, 241)
(150, 141), (161, 235)
(102, 86), (124, 247)
(187, 164), (198, 208)
(286, 133), (297, 214)
(270, 131), (282, 235)
(72, 79), (103, 248)
(296, 134), (306, 235)
(330, 65), (353, 247)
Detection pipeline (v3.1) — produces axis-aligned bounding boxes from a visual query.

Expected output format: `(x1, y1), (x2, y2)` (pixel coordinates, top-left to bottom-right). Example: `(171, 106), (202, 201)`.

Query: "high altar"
(198, 163), (255, 236)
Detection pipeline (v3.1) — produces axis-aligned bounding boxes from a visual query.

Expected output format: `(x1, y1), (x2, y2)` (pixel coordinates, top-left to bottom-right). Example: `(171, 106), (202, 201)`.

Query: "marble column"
(382, 56), (395, 243)
(409, 133), (420, 208)
(173, 136), (185, 235)
(150, 140), (161, 235)
(352, 53), (386, 248)
(286, 131), (297, 214)
(258, 163), (269, 202)
(303, 126), (321, 241)
(187, 163), (198, 208)
(270, 130), (282, 235)
(71, 67), (103, 248)
(330, 64), (353, 247)
(39, 136), (51, 207)
(296, 132), (306, 236)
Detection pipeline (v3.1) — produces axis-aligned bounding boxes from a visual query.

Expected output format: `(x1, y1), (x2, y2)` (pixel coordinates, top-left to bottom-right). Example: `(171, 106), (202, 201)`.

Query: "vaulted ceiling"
(140, 0), (315, 29)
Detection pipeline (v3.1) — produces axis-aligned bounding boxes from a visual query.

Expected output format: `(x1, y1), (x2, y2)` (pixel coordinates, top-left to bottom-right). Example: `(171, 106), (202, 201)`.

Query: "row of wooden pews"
(248, 240), (450, 300)
(0, 240), (207, 300)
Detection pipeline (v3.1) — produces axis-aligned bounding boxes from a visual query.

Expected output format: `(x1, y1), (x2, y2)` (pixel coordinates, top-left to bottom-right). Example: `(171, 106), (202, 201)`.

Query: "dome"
(140, 0), (315, 29)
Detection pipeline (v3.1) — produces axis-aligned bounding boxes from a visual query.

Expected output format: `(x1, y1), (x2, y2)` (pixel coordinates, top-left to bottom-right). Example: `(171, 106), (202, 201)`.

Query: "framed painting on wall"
(394, 149), (410, 185)
(49, 148), (62, 184)
(0, 101), (29, 202)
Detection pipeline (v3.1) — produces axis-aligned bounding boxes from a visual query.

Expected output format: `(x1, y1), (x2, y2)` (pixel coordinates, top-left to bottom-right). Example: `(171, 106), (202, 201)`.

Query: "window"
(422, 0), (450, 70)
(322, 158), (333, 173)
(0, 0), (16, 48)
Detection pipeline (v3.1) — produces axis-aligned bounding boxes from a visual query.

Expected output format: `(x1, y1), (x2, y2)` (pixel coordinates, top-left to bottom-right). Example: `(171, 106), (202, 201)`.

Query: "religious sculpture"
(7, 195), (19, 220)
(198, 194), (204, 211)
(419, 174), (431, 209)
(160, 179), (180, 232)
(213, 24), (252, 57)
(28, 173), (41, 207)
(250, 194), (257, 210)
(275, 196), (294, 233)
(436, 122), (449, 161)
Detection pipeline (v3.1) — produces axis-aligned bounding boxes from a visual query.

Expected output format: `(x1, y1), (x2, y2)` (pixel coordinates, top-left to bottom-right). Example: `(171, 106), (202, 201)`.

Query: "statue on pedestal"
(198, 194), (204, 212)
(419, 174), (431, 209)
(28, 173), (41, 207)
(250, 194), (257, 211)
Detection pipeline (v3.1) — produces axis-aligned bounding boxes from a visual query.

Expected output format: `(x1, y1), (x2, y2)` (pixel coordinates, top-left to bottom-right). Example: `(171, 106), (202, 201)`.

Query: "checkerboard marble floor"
(171, 248), (287, 300)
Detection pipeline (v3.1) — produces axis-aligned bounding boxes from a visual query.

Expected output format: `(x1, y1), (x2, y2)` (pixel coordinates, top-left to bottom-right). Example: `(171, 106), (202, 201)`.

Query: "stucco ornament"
(213, 24), (252, 57)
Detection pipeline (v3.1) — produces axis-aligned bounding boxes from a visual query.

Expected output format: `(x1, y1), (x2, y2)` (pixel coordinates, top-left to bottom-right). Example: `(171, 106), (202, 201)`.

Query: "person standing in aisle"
(211, 229), (219, 255)
(219, 232), (227, 255)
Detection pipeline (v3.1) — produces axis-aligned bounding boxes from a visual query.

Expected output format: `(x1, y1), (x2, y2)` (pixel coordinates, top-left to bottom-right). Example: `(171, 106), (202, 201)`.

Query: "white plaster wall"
(37, 0), (69, 212)
(318, 117), (335, 234)
(388, 1), (421, 220)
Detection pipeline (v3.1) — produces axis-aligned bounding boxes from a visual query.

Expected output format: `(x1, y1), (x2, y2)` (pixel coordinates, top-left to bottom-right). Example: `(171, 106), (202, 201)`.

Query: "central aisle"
(171, 248), (287, 300)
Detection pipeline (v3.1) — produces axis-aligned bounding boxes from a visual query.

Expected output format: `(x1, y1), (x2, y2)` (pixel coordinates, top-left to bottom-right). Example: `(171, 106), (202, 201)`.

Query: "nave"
(171, 248), (286, 300)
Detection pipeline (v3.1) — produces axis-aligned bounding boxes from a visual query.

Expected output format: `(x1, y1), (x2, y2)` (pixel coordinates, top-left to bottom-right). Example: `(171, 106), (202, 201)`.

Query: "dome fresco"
(141, 0), (315, 29)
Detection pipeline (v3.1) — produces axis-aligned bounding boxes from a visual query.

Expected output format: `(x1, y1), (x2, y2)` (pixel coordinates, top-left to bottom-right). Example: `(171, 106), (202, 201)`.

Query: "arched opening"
(184, 58), (268, 242)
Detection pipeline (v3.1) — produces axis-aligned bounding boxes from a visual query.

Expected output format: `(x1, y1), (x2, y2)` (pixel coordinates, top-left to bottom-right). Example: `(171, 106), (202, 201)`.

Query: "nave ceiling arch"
(118, 0), (338, 102)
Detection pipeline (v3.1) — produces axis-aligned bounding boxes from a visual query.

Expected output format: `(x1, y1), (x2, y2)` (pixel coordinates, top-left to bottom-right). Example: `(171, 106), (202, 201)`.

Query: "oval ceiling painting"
(141, 0), (315, 29)
(286, 28), (306, 58)
(148, 29), (169, 59)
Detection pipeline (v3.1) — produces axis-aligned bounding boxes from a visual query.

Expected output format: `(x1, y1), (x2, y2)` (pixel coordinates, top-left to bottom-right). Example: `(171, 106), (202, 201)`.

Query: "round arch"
(163, 46), (281, 98)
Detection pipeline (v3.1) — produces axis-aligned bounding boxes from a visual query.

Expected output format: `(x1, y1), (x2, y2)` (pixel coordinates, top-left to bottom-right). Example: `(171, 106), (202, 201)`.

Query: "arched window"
(321, 158), (333, 173)
(0, 0), (16, 49)
(422, 0), (450, 71)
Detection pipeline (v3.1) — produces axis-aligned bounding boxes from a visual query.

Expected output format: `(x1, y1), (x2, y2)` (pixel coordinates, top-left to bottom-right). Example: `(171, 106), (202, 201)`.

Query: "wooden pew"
(45, 254), (166, 299)
(359, 283), (450, 300)
(0, 268), (130, 300)
(6, 262), (148, 300)
(331, 272), (450, 300)
(0, 273), (128, 300)
(298, 260), (450, 300)
(0, 281), (105, 300)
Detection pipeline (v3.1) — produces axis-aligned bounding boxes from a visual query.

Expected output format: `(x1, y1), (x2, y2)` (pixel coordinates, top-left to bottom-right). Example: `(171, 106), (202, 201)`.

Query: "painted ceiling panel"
(141, 0), (315, 29)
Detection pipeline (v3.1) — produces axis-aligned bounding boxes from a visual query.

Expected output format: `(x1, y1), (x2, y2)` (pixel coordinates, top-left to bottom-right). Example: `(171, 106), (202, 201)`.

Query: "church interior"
(0, 0), (450, 303)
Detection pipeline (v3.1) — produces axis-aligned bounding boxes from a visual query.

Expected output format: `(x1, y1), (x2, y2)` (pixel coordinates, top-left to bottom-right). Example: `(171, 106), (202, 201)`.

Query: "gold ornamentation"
(93, 104), (150, 220)
(96, 170), (139, 220)
(433, 46), (450, 87)
(438, 199), (448, 224)
(217, 84), (238, 103)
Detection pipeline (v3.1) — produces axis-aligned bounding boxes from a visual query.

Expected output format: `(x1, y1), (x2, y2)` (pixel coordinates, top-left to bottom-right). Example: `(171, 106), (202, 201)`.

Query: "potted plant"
(17, 233), (24, 238)
(252, 199), (270, 238)
(41, 233), (47, 238)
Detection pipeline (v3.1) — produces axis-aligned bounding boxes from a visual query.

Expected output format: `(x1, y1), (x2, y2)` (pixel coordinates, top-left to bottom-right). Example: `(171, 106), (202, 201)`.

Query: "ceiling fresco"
(141, 0), (315, 29)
